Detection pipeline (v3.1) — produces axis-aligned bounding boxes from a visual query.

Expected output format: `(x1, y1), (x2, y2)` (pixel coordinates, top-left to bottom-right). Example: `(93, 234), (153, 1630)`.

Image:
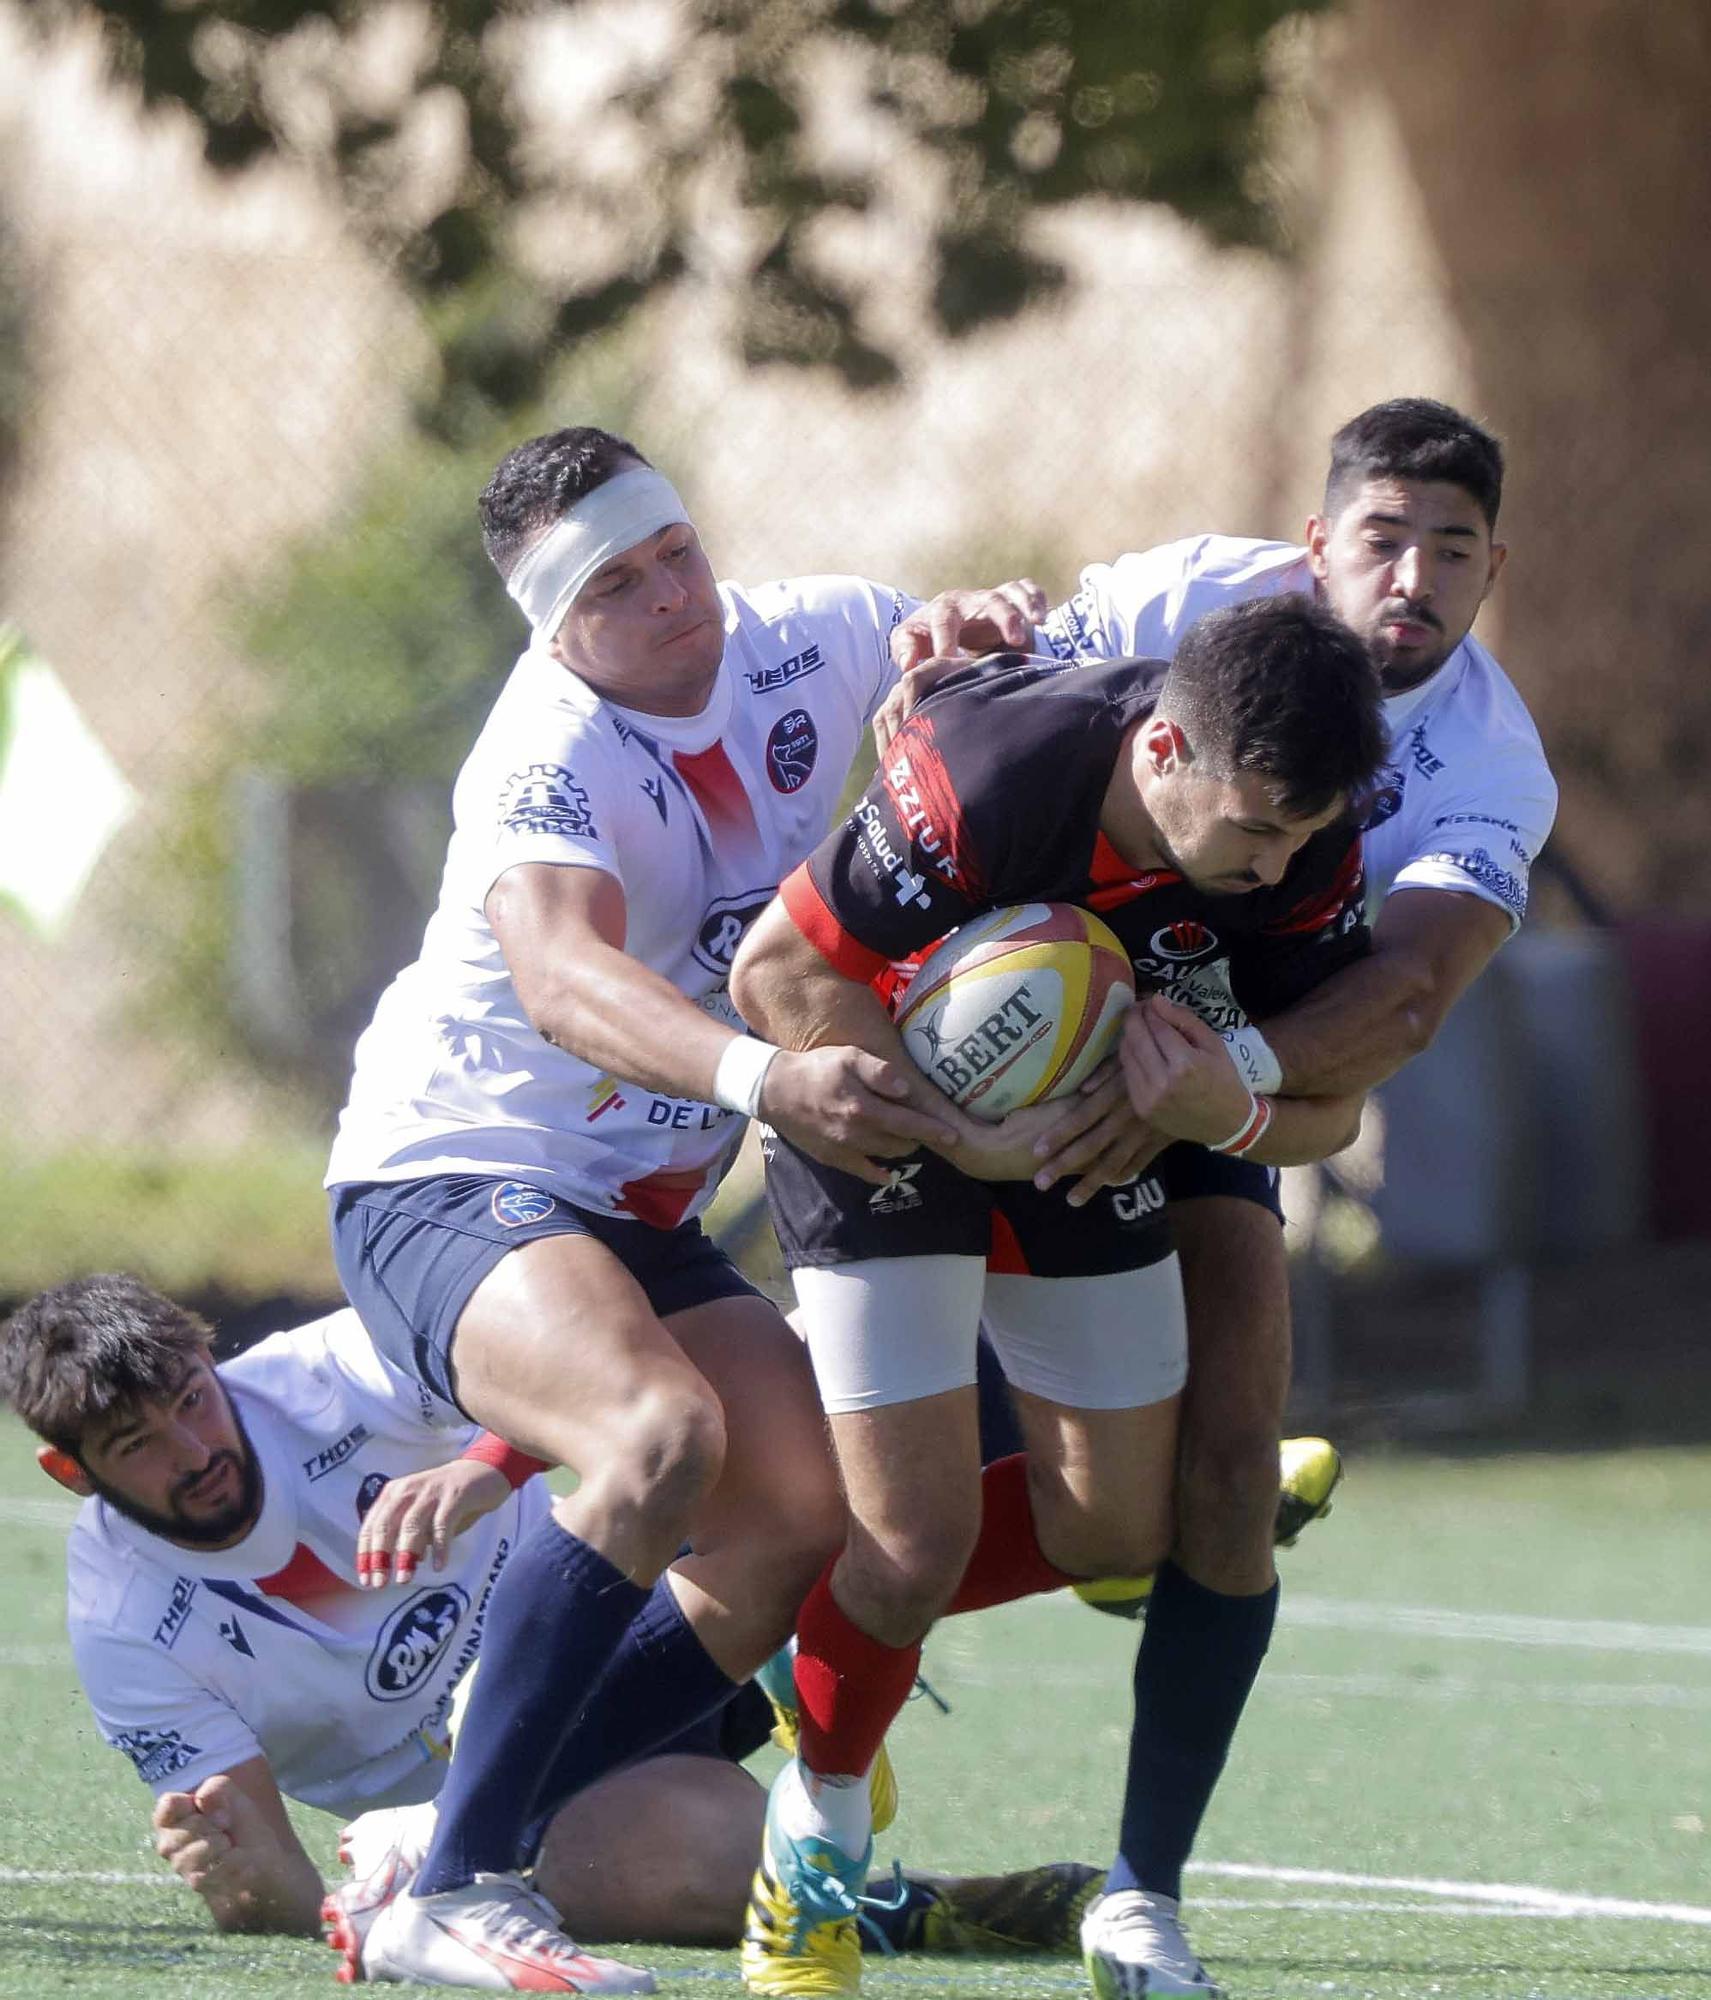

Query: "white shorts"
(792, 1254), (1187, 1416)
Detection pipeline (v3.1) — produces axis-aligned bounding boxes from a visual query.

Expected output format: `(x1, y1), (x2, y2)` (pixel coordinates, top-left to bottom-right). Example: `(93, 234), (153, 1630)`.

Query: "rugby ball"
(894, 903), (1135, 1121)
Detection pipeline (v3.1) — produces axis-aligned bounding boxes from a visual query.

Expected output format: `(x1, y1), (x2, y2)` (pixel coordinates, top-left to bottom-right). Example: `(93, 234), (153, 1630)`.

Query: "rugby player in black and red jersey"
(727, 595), (1387, 1999)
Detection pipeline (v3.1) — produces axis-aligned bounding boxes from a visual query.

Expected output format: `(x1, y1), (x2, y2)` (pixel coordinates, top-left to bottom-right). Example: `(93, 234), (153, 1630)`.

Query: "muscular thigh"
(452, 1231), (706, 1469)
(1008, 1379), (1180, 1580)
(662, 1292), (840, 1547)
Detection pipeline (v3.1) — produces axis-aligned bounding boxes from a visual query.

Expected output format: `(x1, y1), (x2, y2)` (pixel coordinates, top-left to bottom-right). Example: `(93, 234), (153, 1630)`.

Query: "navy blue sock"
(1106, 1560), (1278, 1902)
(414, 1514), (647, 1896)
(519, 1571), (739, 1857)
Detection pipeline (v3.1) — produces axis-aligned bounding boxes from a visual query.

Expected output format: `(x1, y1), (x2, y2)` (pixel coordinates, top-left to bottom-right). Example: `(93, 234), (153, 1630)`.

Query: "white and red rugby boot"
(326, 1870), (656, 1991)
(326, 1802), (438, 1953)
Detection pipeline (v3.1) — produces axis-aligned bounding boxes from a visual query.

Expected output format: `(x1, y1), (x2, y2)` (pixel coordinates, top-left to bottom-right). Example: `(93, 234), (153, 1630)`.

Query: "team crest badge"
(491, 1181), (558, 1228)
(765, 709), (818, 793)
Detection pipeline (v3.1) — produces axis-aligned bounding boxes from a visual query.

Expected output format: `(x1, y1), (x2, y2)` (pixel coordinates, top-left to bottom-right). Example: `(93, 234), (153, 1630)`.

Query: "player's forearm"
(524, 937), (747, 1102)
(1260, 952), (1443, 1098)
(730, 897), (902, 1062)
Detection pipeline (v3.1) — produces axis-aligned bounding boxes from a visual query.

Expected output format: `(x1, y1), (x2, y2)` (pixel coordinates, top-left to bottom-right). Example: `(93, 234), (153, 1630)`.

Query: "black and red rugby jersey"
(778, 653), (1371, 1030)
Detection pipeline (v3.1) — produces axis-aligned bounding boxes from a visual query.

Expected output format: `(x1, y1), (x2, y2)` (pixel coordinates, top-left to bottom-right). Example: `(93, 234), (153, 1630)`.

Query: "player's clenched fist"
(154, 1774), (268, 1898)
(356, 1458), (511, 1589)
(1119, 993), (1253, 1144)
(759, 1045), (958, 1184)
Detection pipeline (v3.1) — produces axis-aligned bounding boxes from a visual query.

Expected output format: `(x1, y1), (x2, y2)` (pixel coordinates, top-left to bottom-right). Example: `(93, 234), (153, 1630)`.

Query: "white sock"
(774, 1756), (873, 1858)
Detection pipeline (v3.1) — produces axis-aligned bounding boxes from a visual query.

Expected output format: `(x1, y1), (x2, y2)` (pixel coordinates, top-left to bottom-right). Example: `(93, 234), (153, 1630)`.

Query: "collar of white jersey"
(525, 638), (736, 757)
(1381, 639), (1470, 735)
(100, 1384), (301, 1582)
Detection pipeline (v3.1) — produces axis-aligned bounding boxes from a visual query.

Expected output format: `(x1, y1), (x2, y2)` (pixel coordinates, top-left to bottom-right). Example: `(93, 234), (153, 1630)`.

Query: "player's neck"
(1099, 736), (1173, 875)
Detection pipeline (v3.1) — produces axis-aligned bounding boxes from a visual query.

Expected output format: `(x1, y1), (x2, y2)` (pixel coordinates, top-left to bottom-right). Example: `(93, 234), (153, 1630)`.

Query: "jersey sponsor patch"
(356, 1471), (390, 1519)
(153, 1577), (197, 1650)
(303, 1421), (371, 1482)
(366, 1586), (470, 1701)
(491, 1181), (558, 1228)
(692, 891), (772, 974)
(1149, 919), (1218, 963)
(746, 643), (823, 694)
(498, 763), (598, 840)
(113, 1725), (201, 1785)
(765, 708), (819, 793)
(1362, 765), (1406, 829)
(1421, 846), (1529, 920)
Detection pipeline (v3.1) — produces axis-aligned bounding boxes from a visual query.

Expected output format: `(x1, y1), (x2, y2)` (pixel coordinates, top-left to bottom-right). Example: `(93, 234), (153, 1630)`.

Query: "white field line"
(1260, 1669), (1711, 1711)
(6, 1859), (1709, 1928)
(0, 1645), (64, 1668)
(1191, 1862), (1711, 1927)
(1282, 1595), (1711, 1658)
(931, 1659), (1711, 1710)
(0, 1496), (79, 1529)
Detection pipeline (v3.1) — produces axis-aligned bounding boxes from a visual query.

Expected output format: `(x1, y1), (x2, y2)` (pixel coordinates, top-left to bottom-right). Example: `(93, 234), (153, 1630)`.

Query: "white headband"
(505, 467), (692, 638)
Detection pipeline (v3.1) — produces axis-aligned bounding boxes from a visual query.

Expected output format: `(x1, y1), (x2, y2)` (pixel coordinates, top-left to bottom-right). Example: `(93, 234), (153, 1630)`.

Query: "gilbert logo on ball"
(894, 903), (1135, 1121)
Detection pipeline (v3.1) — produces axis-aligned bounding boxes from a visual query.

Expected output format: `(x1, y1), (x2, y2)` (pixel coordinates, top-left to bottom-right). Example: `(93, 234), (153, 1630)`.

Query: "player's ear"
(1484, 539), (1508, 597)
(1142, 717), (1189, 775)
(1304, 514), (1331, 582)
(37, 1445), (94, 1497)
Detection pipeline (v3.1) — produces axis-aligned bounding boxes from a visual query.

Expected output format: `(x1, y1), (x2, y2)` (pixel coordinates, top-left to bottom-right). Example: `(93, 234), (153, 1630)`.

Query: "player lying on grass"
(0, 1274), (1101, 1959)
(728, 594), (1389, 1998)
(891, 399), (1557, 1994)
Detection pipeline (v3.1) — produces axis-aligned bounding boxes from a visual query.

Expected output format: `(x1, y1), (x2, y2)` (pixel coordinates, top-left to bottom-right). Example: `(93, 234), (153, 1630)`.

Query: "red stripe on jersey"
(673, 742), (763, 868)
(1086, 832), (1180, 912)
(987, 1209), (1031, 1275)
(780, 864), (892, 984)
(880, 717), (986, 900)
(1264, 838), (1365, 935)
(257, 1544), (350, 1604)
(616, 1164), (710, 1230)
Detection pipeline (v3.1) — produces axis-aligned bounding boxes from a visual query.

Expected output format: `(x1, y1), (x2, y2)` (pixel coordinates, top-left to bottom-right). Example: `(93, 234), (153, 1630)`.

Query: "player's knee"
(1179, 1423), (1279, 1539)
(841, 1517), (976, 1640)
(599, 1379), (728, 1529)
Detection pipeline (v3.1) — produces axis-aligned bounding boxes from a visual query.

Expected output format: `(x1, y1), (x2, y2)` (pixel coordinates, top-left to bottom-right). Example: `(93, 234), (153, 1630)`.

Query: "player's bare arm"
(151, 1758), (324, 1937)
(1255, 888), (1512, 1097)
(488, 859), (952, 1168)
(1119, 994), (1365, 1165)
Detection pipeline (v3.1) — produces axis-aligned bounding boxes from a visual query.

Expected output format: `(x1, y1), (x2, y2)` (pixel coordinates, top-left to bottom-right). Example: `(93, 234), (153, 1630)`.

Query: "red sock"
(793, 1566), (921, 1779)
(946, 1452), (1074, 1615)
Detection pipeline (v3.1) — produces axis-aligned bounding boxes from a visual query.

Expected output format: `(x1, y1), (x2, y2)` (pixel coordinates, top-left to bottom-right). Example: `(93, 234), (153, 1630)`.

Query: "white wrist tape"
(505, 468), (692, 639)
(1221, 1021), (1283, 1096)
(712, 1036), (781, 1119)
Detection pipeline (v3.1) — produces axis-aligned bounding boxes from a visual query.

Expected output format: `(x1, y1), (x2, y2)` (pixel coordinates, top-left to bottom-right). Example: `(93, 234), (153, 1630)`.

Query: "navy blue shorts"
(329, 1174), (760, 1418)
(1154, 1140), (1283, 1222)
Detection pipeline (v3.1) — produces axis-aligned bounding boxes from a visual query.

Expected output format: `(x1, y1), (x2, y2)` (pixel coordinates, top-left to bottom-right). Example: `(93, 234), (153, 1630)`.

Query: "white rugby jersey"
(67, 1310), (546, 1820)
(327, 575), (910, 1225)
(1042, 536), (1557, 929)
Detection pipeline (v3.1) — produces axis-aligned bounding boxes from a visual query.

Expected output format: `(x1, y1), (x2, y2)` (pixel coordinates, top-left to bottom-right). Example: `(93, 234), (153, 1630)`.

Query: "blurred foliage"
(0, 1143), (336, 1296)
(52, 0), (1326, 432)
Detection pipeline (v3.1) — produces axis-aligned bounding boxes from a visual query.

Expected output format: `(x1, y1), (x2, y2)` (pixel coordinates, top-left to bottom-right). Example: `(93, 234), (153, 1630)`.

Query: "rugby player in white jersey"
(894, 399), (1557, 1996)
(319, 425), (1049, 1989)
(1, 1275), (1098, 1962)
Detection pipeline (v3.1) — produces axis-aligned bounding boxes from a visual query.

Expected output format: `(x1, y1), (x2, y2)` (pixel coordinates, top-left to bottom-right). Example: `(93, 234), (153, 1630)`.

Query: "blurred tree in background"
(49, 0), (1325, 435)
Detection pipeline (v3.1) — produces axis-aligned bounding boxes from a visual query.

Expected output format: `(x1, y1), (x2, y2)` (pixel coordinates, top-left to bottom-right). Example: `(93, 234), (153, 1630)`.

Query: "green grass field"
(2, 1420), (1707, 1999)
